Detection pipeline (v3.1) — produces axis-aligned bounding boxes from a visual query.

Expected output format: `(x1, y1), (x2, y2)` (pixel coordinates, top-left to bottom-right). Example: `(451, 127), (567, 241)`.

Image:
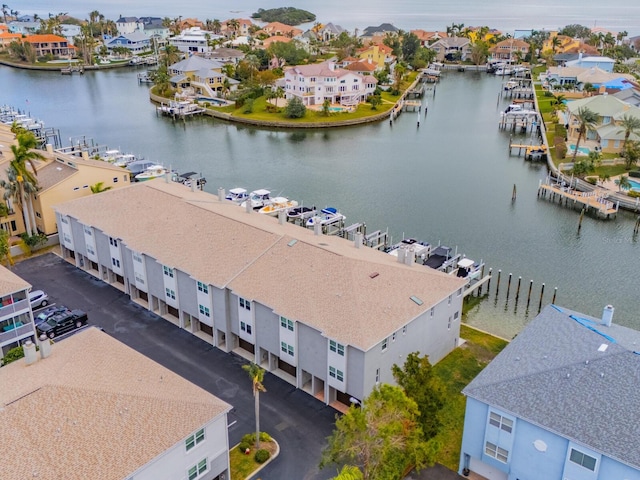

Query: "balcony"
(0, 322), (35, 345)
(0, 298), (30, 319)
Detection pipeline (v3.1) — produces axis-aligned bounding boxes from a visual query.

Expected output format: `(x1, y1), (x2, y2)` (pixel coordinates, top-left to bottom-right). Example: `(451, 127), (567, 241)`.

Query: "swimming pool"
(196, 97), (226, 105)
(568, 144), (590, 155)
(627, 178), (640, 191)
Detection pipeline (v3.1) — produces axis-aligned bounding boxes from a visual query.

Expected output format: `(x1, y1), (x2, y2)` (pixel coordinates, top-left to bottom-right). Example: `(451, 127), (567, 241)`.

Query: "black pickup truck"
(36, 309), (88, 339)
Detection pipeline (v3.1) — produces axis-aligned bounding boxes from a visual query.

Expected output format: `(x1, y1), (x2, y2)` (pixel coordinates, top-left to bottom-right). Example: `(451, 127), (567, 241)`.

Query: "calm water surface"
(1, 66), (638, 338)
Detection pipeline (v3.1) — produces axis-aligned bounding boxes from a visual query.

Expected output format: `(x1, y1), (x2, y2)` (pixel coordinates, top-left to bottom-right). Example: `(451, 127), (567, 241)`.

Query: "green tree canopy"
(559, 24), (591, 39)
(284, 96), (306, 118)
(251, 7), (315, 26)
(242, 362), (266, 449)
(571, 107), (599, 163)
(401, 32), (420, 62)
(320, 384), (434, 480)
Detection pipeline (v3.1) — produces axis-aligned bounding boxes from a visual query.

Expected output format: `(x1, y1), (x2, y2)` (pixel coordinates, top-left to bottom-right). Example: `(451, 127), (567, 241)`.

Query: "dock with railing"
(537, 177), (619, 218)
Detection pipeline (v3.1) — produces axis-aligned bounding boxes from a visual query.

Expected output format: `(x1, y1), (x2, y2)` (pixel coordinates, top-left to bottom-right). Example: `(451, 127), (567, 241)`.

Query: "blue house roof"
(464, 304), (640, 470)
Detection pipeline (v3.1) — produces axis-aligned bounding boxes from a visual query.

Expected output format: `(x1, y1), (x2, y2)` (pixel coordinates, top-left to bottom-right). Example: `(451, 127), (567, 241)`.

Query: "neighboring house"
(430, 37), (472, 62)
(284, 60), (378, 107)
(543, 33), (581, 53)
(344, 60), (377, 76)
(259, 22), (302, 39)
(206, 47), (245, 65)
(357, 43), (396, 71)
(54, 180), (467, 410)
(459, 304), (640, 480)
(361, 23), (398, 40)
(115, 16), (142, 35)
(178, 17), (204, 31)
(566, 53), (615, 73)
(0, 31), (22, 48)
(488, 39), (529, 63)
(7, 20), (39, 35)
(23, 34), (75, 58)
(168, 56), (238, 98)
(319, 22), (346, 42)
(59, 24), (81, 45)
(139, 17), (170, 40)
(169, 27), (223, 54)
(544, 66), (634, 89)
(565, 94), (640, 152)
(513, 29), (533, 39)
(221, 18), (255, 38)
(105, 32), (151, 54)
(411, 29), (444, 47)
(0, 327), (232, 480)
(260, 35), (292, 49)
(613, 87), (640, 107)
(0, 266), (35, 359)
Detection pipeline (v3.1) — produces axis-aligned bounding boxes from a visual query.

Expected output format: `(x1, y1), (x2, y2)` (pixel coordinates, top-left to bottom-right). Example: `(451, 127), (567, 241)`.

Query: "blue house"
(105, 32), (151, 54)
(566, 54), (615, 73)
(459, 304), (640, 480)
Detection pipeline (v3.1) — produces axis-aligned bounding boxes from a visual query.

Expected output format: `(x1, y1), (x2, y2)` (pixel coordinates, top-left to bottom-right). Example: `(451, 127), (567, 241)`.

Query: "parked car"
(34, 306), (71, 326)
(36, 310), (88, 339)
(29, 290), (49, 309)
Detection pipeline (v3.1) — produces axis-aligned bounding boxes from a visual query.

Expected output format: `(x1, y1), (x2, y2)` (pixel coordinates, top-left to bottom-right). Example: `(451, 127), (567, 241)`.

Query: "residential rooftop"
(55, 180), (466, 350)
(0, 327), (231, 480)
(0, 264), (31, 295)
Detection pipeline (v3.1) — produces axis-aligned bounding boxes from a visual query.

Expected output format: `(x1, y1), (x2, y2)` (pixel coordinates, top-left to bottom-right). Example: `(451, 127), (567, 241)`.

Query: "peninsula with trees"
(251, 7), (315, 26)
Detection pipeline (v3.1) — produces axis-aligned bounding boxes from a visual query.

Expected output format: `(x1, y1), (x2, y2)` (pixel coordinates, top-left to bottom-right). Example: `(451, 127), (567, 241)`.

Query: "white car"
(29, 290), (49, 309)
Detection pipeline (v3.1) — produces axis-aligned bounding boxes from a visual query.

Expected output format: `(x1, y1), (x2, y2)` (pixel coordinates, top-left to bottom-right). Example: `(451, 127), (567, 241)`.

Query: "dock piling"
(512, 184), (517, 202)
(552, 287), (557, 304)
(538, 283), (545, 312)
(634, 216), (640, 235)
(506, 273), (512, 299)
(578, 208), (585, 233)
(515, 276), (522, 300)
(526, 279), (533, 307)
(495, 269), (502, 295)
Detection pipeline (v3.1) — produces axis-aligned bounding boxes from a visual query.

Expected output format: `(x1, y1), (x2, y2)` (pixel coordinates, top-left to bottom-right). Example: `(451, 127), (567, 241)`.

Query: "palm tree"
(242, 362), (266, 449)
(615, 175), (631, 192)
(90, 182), (112, 194)
(551, 35), (561, 53)
(571, 107), (599, 163)
(226, 19), (240, 38)
(211, 19), (222, 35)
(617, 114), (640, 153)
(273, 86), (285, 107)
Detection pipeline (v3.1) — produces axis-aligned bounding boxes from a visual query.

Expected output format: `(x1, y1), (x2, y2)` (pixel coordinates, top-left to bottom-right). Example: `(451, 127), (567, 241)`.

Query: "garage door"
(469, 457), (508, 480)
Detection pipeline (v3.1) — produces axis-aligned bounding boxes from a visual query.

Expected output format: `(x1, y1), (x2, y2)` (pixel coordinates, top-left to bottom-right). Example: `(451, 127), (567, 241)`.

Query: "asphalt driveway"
(14, 253), (337, 480)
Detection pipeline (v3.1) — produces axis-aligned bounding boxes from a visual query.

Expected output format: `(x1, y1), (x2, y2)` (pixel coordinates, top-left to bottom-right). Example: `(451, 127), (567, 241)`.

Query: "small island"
(251, 7), (316, 26)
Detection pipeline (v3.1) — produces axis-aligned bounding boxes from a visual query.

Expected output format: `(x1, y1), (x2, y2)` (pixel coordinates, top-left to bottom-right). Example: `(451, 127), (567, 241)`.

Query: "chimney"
(23, 340), (38, 365)
(405, 247), (415, 266)
(601, 305), (614, 327)
(314, 221), (322, 236)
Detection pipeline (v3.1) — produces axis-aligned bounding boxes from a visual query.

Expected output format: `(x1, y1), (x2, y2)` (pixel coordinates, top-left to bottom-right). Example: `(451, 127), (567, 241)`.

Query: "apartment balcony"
(0, 322), (35, 346)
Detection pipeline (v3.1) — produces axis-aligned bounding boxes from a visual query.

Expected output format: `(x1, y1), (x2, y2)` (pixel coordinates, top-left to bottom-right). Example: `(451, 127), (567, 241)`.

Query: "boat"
(287, 205), (316, 220)
(258, 197), (299, 216)
(127, 159), (156, 177)
(240, 189), (272, 210)
(455, 258), (482, 280)
(112, 153), (138, 167)
(101, 149), (121, 162)
(226, 188), (249, 204)
(305, 207), (346, 228)
(175, 171), (207, 189)
(504, 80), (519, 90)
(503, 104), (537, 115)
(134, 164), (169, 182)
(423, 245), (459, 272)
(495, 67), (514, 76)
(386, 238), (431, 260)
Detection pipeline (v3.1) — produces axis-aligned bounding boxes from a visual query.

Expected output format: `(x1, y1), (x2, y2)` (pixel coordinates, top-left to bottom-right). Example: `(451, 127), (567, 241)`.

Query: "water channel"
(1, 66), (638, 338)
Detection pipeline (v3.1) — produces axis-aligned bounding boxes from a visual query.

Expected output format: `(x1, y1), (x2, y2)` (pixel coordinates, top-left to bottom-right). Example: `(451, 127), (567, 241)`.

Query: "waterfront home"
(410, 29), (444, 47)
(566, 54), (615, 73)
(430, 37), (472, 62)
(542, 32), (582, 54)
(360, 23), (399, 42)
(177, 18), (205, 31)
(344, 60), (377, 76)
(220, 18), (255, 38)
(59, 24), (81, 45)
(206, 47), (245, 65)
(0, 265), (35, 359)
(0, 31), (22, 48)
(139, 17), (170, 40)
(260, 35), (293, 49)
(459, 304), (640, 480)
(258, 21), (303, 39)
(0, 327), (232, 480)
(284, 60), (378, 107)
(544, 65), (635, 90)
(169, 27), (223, 54)
(565, 94), (640, 153)
(105, 32), (151, 55)
(6, 20), (39, 35)
(613, 87), (640, 107)
(318, 23), (346, 42)
(167, 56), (238, 98)
(23, 34), (75, 58)
(488, 39), (529, 63)
(357, 43), (396, 71)
(54, 180), (467, 410)
(115, 16), (143, 35)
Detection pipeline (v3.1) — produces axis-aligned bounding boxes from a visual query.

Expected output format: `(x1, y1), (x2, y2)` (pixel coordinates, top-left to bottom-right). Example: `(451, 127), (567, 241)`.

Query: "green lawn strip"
(230, 446), (258, 479)
(431, 324), (508, 470)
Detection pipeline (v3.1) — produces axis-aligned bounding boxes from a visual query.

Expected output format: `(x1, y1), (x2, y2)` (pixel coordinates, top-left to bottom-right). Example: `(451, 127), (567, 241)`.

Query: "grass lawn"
(229, 439), (278, 480)
(431, 323), (508, 470)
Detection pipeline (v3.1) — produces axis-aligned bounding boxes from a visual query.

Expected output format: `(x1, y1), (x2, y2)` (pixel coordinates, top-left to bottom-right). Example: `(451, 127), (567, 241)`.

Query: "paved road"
(15, 253), (337, 480)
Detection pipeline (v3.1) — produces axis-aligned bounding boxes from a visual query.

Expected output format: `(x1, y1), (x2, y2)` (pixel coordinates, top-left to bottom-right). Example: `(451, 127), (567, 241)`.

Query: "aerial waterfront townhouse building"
(0, 265), (35, 358)
(284, 61), (378, 107)
(54, 180), (467, 409)
(459, 304), (640, 480)
(23, 34), (75, 58)
(1, 327), (232, 480)
(169, 27), (224, 54)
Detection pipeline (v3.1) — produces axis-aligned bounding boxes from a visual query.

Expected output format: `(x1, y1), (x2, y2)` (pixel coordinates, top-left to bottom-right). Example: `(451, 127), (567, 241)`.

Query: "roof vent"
(287, 239), (297, 247)
(598, 343), (608, 352)
(410, 295), (423, 306)
(601, 305), (614, 327)
(369, 272), (379, 279)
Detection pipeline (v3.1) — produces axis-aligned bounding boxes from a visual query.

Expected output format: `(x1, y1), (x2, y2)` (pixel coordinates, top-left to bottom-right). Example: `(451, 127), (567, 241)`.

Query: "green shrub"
(554, 137), (567, 159)
(241, 432), (271, 445)
(238, 441), (251, 452)
(284, 97), (306, 118)
(1, 345), (25, 366)
(628, 190), (640, 198)
(544, 91), (554, 97)
(629, 171), (640, 178)
(254, 449), (270, 463)
(243, 98), (254, 114)
(585, 176), (598, 185)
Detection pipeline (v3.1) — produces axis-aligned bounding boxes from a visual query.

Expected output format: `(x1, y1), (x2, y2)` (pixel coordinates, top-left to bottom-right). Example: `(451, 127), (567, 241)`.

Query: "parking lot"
(14, 253), (337, 479)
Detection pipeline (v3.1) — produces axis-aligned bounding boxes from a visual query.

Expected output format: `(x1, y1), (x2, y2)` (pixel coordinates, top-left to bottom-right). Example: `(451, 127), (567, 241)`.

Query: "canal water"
(1, 66), (638, 338)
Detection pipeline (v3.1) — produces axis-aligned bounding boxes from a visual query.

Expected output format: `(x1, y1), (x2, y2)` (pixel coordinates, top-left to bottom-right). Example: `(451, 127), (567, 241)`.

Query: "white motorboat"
(258, 197), (298, 216)
(112, 153), (137, 167)
(495, 67), (514, 76)
(305, 207), (345, 228)
(287, 205), (316, 220)
(226, 188), (249, 204)
(134, 164), (169, 182)
(455, 258), (482, 280)
(386, 238), (431, 260)
(240, 189), (272, 210)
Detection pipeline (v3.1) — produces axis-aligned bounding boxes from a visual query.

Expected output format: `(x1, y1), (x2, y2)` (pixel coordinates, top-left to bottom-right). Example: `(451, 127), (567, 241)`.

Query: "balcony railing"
(0, 322), (35, 345)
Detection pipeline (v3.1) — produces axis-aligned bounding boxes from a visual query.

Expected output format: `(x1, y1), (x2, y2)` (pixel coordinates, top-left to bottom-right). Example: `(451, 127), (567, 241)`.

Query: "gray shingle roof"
(464, 304), (640, 469)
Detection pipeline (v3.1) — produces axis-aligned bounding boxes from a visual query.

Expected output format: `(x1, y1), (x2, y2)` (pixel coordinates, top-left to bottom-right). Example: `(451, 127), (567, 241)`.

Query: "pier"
(157, 101), (206, 120)
(537, 177), (618, 219)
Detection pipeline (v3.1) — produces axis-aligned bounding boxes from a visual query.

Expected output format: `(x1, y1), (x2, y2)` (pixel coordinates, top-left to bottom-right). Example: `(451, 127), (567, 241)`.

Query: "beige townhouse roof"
(0, 264), (31, 295)
(0, 327), (231, 480)
(55, 181), (467, 351)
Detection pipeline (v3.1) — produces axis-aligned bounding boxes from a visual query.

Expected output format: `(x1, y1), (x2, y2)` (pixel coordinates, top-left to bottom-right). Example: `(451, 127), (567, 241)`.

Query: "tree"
(392, 352), (445, 440)
(370, 94), (381, 110)
(273, 86), (285, 107)
(401, 32), (420, 62)
(242, 362), (266, 449)
(559, 24), (591, 40)
(322, 98), (331, 116)
(0, 228), (12, 267)
(285, 96), (306, 118)
(617, 114), (640, 154)
(470, 41), (489, 65)
(160, 44), (180, 68)
(615, 175), (631, 192)
(551, 35), (561, 53)
(90, 182), (112, 194)
(333, 465), (364, 480)
(623, 141), (640, 170)
(320, 384), (432, 480)
(571, 107), (598, 163)
(226, 18), (240, 38)
(393, 63), (406, 93)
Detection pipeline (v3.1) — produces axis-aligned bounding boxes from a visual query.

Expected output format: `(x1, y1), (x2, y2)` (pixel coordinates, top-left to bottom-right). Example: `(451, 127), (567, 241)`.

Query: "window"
(430, 307), (434, 317)
(570, 449), (596, 471)
(329, 366), (344, 382)
(448, 316), (451, 330)
(281, 341), (294, 356)
(132, 252), (142, 263)
(392, 332), (396, 342)
(382, 337), (388, 351)
(113, 177), (118, 183)
(197, 281), (208, 294)
(402, 326), (407, 335)
(457, 288), (462, 297)
(199, 304), (210, 317)
(375, 368), (380, 384)
(489, 412), (513, 433)
(280, 317), (294, 331)
(330, 340), (345, 356)
(241, 321), (246, 332)
(84, 227), (92, 236)
(111, 258), (120, 268)
(165, 288), (175, 300)
(239, 297), (250, 310)
(134, 272), (145, 285)
(454, 311), (459, 320)
(163, 265), (174, 278)
(109, 237), (118, 247)
(485, 442), (509, 463)
(448, 295), (452, 305)
(187, 458), (208, 480)
(185, 429), (205, 451)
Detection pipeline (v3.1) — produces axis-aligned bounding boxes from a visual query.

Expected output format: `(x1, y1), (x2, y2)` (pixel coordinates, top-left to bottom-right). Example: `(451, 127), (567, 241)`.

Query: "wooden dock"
(537, 181), (618, 218)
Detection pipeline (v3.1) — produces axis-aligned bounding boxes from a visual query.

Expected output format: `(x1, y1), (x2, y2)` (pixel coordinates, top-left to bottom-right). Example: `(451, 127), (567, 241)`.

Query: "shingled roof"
(464, 304), (640, 470)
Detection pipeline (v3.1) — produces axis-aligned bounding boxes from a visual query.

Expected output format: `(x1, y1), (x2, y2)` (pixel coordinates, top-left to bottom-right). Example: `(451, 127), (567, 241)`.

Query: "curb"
(230, 438), (281, 480)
